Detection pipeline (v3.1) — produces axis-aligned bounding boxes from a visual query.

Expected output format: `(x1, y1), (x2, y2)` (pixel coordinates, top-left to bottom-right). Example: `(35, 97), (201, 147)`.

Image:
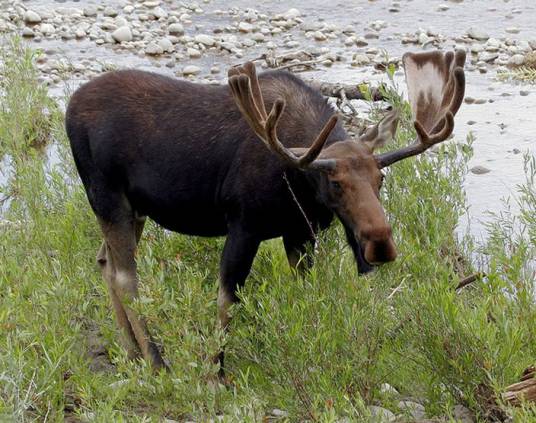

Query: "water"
(4, 0), (536, 241)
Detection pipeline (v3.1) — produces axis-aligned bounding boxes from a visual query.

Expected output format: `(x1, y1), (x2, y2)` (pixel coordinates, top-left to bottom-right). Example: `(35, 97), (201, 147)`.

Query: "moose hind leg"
(216, 229), (260, 378)
(99, 217), (167, 370)
(97, 241), (140, 360)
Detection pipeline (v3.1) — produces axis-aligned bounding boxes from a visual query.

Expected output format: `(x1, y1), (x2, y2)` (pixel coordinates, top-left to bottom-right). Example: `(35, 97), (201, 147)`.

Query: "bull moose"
(66, 50), (466, 374)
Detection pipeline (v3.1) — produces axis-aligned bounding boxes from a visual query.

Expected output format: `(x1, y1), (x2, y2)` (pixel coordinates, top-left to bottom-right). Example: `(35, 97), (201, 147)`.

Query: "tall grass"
(0, 39), (535, 421)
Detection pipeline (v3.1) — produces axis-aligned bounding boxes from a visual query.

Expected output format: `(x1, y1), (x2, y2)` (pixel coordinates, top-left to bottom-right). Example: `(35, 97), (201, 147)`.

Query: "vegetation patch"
(0, 40), (535, 422)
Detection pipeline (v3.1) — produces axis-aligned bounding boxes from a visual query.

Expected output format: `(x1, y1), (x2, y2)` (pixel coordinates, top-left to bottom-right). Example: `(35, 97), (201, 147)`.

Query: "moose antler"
(375, 50), (466, 169)
(228, 62), (339, 169)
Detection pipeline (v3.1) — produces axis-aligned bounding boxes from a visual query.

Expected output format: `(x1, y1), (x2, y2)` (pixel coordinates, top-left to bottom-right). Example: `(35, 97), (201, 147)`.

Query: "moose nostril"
(364, 238), (397, 265)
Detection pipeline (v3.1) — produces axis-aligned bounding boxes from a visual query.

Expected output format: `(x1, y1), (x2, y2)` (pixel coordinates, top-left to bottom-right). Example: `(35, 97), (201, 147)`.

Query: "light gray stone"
(453, 404), (475, 423)
(168, 23), (184, 35)
(39, 23), (55, 35)
(195, 34), (215, 46)
(112, 26), (132, 43)
(238, 22), (254, 33)
(470, 165), (491, 175)
(182, 65), (201, 75)
(398, 401), (426, 420)
(24, 10), (42, 24)
(368, 405), (396, 422)
(145, 42), (164, 55)
(467, 28), (489, 41)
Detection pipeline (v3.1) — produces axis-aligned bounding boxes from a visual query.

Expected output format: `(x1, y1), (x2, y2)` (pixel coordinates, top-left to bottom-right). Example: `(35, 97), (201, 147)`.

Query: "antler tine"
(375, 50), (466, 169)
(242, 62), (268, 121)
(297, 115), (338, 166)
(228, 75), (265, 141)
(228, 62), (339, 169)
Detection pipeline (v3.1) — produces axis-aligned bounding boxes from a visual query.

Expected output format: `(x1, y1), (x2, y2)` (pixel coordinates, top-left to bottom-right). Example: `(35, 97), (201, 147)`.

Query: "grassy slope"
(0, 40), (535, 422)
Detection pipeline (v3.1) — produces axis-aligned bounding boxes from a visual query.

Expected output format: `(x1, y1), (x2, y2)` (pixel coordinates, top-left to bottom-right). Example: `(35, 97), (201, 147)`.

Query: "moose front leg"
(215, 229), (260, 379)
(283, 233), (316, 275)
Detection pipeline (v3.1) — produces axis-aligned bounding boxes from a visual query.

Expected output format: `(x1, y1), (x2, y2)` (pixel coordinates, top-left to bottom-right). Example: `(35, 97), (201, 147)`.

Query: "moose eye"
(330, 180), (342, 190)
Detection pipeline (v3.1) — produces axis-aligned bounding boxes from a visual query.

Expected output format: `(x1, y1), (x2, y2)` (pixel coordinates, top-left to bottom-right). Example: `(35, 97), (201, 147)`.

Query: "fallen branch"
(304, 79), (385, 101)
(455, 272), (486, 291)
(503, 366), (536, 406)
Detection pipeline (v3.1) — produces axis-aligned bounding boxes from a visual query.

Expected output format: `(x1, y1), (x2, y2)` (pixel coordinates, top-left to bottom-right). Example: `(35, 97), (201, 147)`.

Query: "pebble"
(22, 27), (35, 37)
(83, 6), (97, 17)
(479, 52), (498, 63)
(112, 26), (132, 43)
(168, 23), (184, 35)
(145, 42), (164, 55)
(398, 401), (426, 420)
(182, 65), (201, 75)
(195, 34), (216, 46)
(238, 22), (254, 33)
(313, 31), (327, 41)
(24, 10), (42, 24)
(453, 404), (475, 423)
(187, 47), (201, 58)
(270, 409), (288, 417)
(103, 7), (118, 18)
(380, 383), (399, 395)
(520, 90), (530, 96)
(470, 166), (491, 175)
(508, 54), (525, 66)
(368, 405), (396, 422)
(39, 23), (55, 35)
(352, 53), (371, 65)
(158, 38), (174, 53)
(467, 28), (489, 41)
(283, 8), (301, 19)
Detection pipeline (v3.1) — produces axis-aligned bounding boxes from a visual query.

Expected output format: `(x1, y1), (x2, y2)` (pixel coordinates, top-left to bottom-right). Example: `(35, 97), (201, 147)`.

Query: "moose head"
(228, 50), (466, 270)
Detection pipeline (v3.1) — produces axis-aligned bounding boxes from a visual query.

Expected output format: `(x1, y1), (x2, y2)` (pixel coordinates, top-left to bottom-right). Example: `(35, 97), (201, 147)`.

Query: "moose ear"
(358, 109), (400, 152)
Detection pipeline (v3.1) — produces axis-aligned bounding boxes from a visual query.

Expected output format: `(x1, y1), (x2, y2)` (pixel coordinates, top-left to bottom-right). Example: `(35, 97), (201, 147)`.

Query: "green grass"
(1, 39), (535, 422)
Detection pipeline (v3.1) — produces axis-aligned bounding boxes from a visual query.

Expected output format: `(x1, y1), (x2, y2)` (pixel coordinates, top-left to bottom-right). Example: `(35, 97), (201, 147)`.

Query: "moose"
(66, 50), (466, 374)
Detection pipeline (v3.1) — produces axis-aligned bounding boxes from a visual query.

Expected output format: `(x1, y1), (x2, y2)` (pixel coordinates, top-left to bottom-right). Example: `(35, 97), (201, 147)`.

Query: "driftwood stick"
(304, 79), (385, 101)
(503, 366), (536, 406)
(455, 273), (485, 291)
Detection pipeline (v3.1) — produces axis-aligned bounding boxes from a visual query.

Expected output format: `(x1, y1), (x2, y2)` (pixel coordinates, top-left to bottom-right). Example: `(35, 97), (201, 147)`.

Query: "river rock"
(284, 8), (301, 19)
(352, 53), (370, 65)
(479, 52), (498, 63)
(314, 31), (327, 41)
(195, 34), (215, 46)
(168, 23), (184, 35)
(112, 26), (132, 43)
(467, 28), (489, 41)
(83, 5), (98, 17)
(238, 22), (254, 33)
(103, 7), (118, 17)
(152, 7), (168, 19)
(453, 405), (475, 423)
(470, 165), (491, 175)
(380, 383), (399, 395)
(145, 42), (164, 55)
(24, 10), (42, 24)
(187, 47), (201, 58)
(158, 38), (174, 53)
(398, 401), (426, 420)
(22, 27), (35, 37)
(505, 26), (520, 34)
(39, 23), (55, 35)
(368, 406), (396, 422)
(508, 54), (525, 66)
(182, 65), (201, 76)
